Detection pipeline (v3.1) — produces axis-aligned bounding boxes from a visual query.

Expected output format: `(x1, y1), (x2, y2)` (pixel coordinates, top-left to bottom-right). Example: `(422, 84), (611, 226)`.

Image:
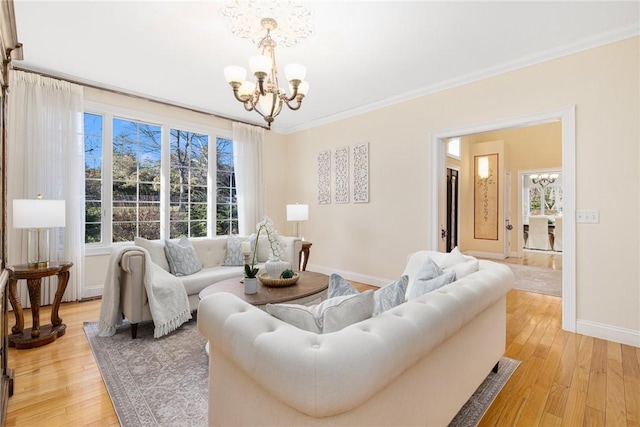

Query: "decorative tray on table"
(258, 272), (299, 287)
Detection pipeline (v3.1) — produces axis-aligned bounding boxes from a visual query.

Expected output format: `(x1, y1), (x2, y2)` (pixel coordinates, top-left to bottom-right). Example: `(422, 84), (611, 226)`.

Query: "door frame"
(429, 106), (576, 332)
(445, 166), (460, 252)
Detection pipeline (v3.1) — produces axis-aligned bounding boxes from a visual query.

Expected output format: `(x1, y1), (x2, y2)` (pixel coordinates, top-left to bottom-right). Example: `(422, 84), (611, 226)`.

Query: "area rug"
(506, 263), (562, 297)
(85, 318), (519, 427)
(448, 357), (520, 427)
(84, 318), (208, 427)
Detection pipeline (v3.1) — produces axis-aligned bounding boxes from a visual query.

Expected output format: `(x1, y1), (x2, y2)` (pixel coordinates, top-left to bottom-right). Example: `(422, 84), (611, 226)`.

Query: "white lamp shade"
(249, 54), (272, 75)
(287, 204), (309, 221)
(13, 199), (66, 229)
(258, 92), (278, 115)
(284, 63), (307, 82)
(224, 65), (247, 83)
(238, 80), (256, 98)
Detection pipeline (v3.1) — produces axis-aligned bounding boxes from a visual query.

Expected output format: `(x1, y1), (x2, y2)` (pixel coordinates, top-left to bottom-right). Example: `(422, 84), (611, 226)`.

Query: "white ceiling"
(12, 1), (640, 134)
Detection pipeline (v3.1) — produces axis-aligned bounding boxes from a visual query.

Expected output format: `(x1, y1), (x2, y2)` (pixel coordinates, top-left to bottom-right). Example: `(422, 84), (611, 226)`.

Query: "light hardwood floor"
(6, 257), (638, 426)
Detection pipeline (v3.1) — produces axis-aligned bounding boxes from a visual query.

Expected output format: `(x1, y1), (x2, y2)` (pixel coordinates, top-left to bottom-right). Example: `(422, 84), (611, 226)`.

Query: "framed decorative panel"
(353, 142), (369, 203)
(474, 154), (499, 240)
(317, 150), (331, 204)
(334, 146), (349, 204)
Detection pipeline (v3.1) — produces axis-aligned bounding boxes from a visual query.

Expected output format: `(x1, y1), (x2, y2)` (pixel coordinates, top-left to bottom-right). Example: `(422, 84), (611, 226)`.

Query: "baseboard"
(305, 264), (386, 287)
(577, 319), (640, 347)
(82, 285), (104, 300)
(465, 251), (506, 260)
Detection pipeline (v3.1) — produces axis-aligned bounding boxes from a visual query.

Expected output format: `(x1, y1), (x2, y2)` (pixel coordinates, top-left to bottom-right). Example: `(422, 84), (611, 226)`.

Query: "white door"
(504, 169), (512, 257)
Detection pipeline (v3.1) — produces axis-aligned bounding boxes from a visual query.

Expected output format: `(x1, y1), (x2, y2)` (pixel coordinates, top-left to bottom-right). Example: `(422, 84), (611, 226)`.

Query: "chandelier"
(530, 173), (559, 187)
(223, 17), (309, 128)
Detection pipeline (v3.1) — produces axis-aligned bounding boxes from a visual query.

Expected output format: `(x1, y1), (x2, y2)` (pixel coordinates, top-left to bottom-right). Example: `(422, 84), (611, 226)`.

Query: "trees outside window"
(83, 109), (236, 245)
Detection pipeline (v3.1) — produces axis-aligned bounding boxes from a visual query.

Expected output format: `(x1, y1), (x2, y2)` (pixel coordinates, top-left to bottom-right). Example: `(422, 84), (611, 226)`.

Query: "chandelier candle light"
(530, 173), (559, 187)
(224, 18), (309, 127)
(13, 195), (66, 267)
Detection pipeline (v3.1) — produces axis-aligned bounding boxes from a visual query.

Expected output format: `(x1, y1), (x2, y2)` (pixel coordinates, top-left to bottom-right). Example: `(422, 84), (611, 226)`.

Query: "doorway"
(430, 107), (576, 332)
(445, 168), (459, 252)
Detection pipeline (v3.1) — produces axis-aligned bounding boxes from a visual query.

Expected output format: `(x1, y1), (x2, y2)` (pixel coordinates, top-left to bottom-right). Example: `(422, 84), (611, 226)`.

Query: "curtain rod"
(11, 64), (270, 130)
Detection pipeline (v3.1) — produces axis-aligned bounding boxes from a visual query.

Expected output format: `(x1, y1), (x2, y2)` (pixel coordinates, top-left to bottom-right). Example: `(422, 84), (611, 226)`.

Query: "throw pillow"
(164, 237), (203, 276)
(328, 273), (408, 316)
(405, 256), (443, 299)
(438, 247), (467, 269)
(266, 290), (374, 333)
(437, 247), (480, 280)
(406, 270), (456, 300)
(223, 235), (245, 266)
(134, 236), (170, 272)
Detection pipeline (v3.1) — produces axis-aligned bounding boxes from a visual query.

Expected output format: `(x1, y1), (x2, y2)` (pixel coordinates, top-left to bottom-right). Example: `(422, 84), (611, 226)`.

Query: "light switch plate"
(576, 210), (599, 223)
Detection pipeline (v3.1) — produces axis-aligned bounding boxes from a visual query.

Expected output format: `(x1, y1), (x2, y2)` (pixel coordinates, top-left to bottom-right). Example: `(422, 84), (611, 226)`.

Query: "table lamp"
(13, 195), (66, 267)
(286, 203), (308, 240)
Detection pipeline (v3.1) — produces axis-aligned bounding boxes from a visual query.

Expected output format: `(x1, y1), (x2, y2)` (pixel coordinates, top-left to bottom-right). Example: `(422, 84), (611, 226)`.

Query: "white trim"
(278, 27), (638, 135)
(306, 264), (387, 288)
(465, 251), (506, 260)
(577, 319), (640, 348)
(430, 106), (576, 333)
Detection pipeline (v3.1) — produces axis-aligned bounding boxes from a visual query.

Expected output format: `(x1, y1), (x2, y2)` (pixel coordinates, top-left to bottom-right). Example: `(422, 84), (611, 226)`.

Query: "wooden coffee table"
(199, 270), (329, 308)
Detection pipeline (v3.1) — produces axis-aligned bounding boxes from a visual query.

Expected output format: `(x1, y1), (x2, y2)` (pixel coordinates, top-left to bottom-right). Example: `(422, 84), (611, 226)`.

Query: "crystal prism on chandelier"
(224, 17), (309, 128)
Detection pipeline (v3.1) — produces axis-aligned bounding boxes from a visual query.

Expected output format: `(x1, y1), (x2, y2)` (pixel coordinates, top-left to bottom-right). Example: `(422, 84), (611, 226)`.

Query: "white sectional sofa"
(117, 235), (302, 338)
(197, 250), (514, 426)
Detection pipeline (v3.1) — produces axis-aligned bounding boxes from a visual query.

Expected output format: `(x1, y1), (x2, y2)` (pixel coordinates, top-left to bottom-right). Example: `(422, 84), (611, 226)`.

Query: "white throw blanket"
(98, 246), (192, 338)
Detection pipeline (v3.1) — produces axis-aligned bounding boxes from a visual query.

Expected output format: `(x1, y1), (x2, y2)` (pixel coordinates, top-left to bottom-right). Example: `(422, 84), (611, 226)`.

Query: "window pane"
(84, 112), (103, 244)
(112, 118), (161, 243)
(169, 128), (209, 238)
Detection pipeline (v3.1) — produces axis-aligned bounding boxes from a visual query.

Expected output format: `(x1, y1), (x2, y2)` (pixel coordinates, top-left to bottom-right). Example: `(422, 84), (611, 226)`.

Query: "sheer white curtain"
(6, 70), (85, 305)
(233, 122), (265, 236)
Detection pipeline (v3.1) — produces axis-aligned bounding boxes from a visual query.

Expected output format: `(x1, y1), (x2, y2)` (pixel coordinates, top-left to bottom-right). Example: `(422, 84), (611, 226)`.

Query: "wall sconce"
(286, 203), (309, 239)
(13, 195), (66, 267)
(477, 156), (490, 179)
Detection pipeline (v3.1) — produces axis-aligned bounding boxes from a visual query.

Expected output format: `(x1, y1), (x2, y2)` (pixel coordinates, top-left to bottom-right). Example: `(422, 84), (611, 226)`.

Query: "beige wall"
(280, 37), (639, 340)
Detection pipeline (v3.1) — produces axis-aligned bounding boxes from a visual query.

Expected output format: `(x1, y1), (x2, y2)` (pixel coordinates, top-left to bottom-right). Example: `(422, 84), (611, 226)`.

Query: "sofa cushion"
(135, 236), (170, 272)
(180, 266), (244, 296)
(164, 237), (203, 276)
(224, 235), (246, 266)
(328, 273), (408, 316)
(191, 237), (228, 269)
(266, 290), (374, 333)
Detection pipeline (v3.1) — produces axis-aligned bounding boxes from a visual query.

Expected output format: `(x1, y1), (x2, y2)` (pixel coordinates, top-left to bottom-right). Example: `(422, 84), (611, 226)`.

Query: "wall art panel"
(334, 146), (349, 204)
(317, 150), (331, 205)
(353, 142), (369, 203)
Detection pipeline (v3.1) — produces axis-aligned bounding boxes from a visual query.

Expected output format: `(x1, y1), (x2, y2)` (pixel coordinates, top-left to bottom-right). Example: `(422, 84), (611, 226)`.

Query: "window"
(447, 137), (461, 159)
(523, 172), (563, 221)
(215, 137), (238, 235)
(83, 108), (235, 246)
(112, 118), (161, 242)
(169, 129), (209, 238)
(84, 113), (103, 243)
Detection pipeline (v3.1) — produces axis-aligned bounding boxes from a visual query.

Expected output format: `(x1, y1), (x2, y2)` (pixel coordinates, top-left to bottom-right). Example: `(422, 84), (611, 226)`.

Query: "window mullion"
(103, 112), (114, 245)
(161, 124), (171, 240)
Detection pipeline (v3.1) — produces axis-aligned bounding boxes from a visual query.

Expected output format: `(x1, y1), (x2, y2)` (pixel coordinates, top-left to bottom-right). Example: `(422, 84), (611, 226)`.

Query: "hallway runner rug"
(85, 318), (519, 427)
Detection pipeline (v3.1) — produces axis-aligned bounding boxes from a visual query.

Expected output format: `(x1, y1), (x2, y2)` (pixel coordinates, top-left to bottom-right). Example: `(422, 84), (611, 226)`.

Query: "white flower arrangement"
(244, 216), (284, 278)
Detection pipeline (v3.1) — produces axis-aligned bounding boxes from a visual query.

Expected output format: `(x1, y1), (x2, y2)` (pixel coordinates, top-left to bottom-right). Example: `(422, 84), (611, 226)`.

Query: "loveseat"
(197, 250), (514, 426)
(117, 235), (302, 338)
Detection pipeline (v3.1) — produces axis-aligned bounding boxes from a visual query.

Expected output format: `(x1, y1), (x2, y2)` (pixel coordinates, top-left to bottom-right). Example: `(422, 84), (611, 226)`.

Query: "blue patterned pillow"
(164, 237), (202, 276)
(223, 235), (245, 266)
(328, 273), (408, 316)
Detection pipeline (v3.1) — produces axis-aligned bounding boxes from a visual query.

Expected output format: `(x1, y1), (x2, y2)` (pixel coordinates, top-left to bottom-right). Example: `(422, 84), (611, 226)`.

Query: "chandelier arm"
(284, 98), (303, 111)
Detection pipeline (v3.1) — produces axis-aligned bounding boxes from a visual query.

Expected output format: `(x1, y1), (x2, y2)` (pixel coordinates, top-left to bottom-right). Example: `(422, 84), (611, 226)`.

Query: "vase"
(265, 258), (291, 279)
(244, 277), (258, 295)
